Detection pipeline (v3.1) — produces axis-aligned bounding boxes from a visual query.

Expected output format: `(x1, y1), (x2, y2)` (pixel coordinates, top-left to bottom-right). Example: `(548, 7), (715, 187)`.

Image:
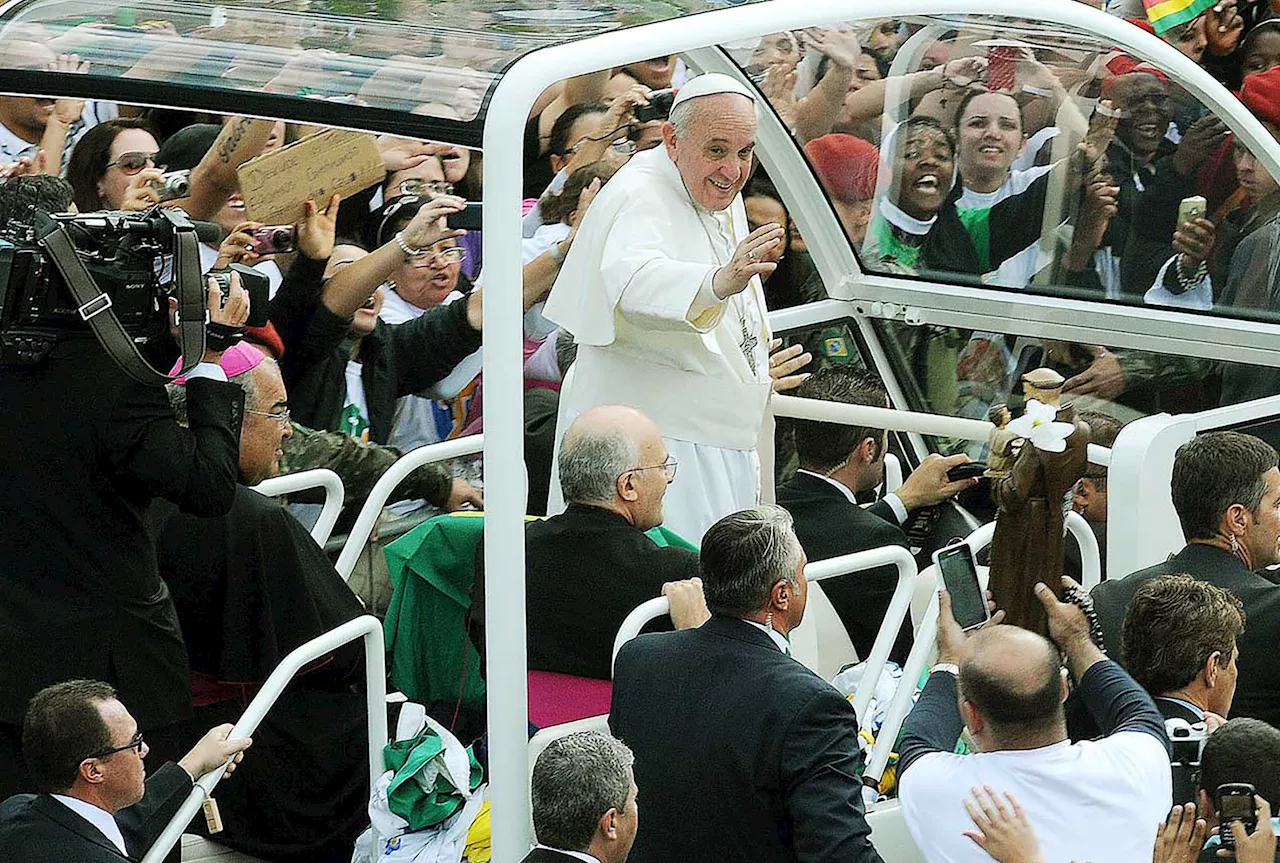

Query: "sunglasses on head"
(106, 152), (158, 174)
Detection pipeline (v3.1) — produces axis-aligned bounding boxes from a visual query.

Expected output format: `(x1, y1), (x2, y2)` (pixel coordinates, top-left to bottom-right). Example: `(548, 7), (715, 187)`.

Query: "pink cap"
(169, 341), (265, 384)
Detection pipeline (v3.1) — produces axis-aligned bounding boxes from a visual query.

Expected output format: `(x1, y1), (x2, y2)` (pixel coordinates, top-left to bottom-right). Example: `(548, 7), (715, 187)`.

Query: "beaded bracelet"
(395, 231), (422, 258)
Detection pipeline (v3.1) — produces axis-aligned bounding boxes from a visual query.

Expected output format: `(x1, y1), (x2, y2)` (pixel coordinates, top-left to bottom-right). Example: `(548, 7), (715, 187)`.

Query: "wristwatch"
(549, 239), (569, 265)
(930, 662), (960, 676)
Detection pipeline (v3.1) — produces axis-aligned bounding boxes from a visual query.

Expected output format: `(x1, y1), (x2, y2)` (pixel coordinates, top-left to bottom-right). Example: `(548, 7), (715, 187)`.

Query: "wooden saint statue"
(987, 368), (1091, 636)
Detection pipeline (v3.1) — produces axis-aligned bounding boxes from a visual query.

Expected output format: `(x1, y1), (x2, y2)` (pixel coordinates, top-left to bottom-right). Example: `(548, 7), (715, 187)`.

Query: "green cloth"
(868, 206), (993, 274)
(384, 725), (483, 830)
(383, 512), (696, 712)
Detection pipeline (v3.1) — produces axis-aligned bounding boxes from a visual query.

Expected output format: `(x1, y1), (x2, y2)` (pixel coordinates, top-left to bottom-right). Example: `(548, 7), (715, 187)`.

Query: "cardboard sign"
(237, 129), (384, 225)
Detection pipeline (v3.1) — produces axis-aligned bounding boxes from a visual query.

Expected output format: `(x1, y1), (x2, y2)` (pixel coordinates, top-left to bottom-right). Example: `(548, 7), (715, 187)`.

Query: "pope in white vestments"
(543, 73), (797, 542)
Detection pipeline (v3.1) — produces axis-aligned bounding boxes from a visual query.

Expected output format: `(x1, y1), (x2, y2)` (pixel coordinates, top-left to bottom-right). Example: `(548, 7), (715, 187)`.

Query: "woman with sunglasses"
(65, 117), (165, 212)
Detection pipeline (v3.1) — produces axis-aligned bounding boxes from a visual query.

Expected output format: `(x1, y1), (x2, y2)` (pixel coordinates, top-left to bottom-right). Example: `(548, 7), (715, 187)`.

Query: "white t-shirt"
(899, 732), (1171, 863)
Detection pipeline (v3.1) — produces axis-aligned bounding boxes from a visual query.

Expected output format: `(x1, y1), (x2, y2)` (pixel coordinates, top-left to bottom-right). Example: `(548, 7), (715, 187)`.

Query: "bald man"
(897, 580), (1171, 863)
(473, 406), (707, 681)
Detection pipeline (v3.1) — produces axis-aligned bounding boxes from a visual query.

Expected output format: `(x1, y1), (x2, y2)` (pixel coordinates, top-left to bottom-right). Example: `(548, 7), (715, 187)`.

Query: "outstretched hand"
(297, 193), (341, 261)
(896, 453), (980, 510)
(768, 339), (812, 392)
(964, 787), (1045, 863)
(400, 194), (467, 251)
(1154, 803), (1208, 863)
(712, 223), (783, 299)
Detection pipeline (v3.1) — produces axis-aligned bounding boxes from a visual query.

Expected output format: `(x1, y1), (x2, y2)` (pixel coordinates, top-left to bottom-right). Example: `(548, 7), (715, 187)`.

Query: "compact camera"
(249, 225), (297, 255)
(154, 169), (192, 202)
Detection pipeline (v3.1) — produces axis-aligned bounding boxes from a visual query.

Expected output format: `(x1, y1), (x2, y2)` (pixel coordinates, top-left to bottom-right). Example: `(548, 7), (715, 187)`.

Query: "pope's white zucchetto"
(670, 72), (758, 111)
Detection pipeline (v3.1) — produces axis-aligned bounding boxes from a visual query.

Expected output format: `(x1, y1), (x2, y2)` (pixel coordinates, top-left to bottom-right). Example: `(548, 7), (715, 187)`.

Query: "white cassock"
(542, 145), (772, 543)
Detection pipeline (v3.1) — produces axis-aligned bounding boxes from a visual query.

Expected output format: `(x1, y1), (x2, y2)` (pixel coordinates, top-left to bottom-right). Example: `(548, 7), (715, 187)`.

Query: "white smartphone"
(1177, 195), (1207, 228)
(933, 541), (990, 631)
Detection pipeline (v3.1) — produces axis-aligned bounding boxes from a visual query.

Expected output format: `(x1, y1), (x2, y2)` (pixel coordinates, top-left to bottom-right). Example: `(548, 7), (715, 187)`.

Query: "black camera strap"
(38, 211), (206, 387)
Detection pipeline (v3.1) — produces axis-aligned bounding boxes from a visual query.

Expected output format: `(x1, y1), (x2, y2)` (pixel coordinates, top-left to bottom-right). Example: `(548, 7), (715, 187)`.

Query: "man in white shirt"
(524, 730), (638, 863)
(543, 72), (810, 543)
(0, 679), (252, 863)
(897, 579), (1172, 863)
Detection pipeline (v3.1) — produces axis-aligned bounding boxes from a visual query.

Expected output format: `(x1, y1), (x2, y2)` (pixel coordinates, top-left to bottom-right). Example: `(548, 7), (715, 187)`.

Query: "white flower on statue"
(1005, 399), (1075, 453)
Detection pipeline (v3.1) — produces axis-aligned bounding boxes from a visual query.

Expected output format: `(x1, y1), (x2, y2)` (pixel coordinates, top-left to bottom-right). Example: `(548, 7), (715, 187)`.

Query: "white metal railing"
(251, 468), (345, 546)
(140, 615), (388, 863)
(611, 546), (918, 736)
(335, 435), (484, 580)
(866, 512), (1100, 782)
(772, 394), (1113, 467)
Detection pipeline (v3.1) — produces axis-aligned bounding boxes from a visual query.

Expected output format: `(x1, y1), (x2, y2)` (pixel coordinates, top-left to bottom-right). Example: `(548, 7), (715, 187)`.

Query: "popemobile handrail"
(251, 468), (345, 546)
(140, 615), (388, 863)
(612, 546), (918, 736)
(335, 435), (485, 580)
(864, 511), (1101, 783)
(772, 395), (1112, 468)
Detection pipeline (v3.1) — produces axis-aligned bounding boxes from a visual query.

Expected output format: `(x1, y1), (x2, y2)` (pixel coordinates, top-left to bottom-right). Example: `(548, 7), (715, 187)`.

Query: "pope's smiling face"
(663, 93), (758, 213)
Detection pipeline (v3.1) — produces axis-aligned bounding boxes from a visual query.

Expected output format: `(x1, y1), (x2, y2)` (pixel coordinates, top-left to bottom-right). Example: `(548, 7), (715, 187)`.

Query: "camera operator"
(0, 176), (251, 799)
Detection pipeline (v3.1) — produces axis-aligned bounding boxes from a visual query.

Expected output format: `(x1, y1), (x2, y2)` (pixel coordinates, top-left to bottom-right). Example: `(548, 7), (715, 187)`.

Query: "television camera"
(0, 206), (259, 385)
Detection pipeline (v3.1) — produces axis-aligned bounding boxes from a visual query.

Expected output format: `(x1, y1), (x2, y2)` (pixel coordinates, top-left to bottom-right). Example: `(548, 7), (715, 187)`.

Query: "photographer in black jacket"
(0, 176), (250, 798)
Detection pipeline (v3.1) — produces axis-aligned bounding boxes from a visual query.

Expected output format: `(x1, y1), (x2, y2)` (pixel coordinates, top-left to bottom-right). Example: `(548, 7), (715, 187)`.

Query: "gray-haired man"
(471, 405), (708, 681)
(610, 505), (882, 863)
(526, 731), (638, 863)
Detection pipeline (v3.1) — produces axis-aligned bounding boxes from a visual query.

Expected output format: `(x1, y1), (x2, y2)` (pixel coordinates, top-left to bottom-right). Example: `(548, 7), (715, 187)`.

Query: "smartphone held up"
(933, 541), (990, 631)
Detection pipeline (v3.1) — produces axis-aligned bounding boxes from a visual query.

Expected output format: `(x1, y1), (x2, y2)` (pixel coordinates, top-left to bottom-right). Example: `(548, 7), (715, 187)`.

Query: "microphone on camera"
(190, 221), (226, 245)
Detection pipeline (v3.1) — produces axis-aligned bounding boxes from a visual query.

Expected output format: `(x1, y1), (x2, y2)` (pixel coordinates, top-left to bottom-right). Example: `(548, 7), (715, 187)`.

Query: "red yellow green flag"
(1143, 0), (1215, 35)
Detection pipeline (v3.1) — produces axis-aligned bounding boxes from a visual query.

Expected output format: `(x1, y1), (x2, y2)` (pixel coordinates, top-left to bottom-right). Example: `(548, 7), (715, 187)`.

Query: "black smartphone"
(450, 202), (482, 231)
(634, 88), (675, 123)
(933, 541), (990, 631)
(1217, 783), (1258, 850)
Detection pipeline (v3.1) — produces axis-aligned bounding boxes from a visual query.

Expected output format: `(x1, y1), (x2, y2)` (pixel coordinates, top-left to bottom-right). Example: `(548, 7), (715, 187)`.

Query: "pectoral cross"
(741, 317), (758, 376)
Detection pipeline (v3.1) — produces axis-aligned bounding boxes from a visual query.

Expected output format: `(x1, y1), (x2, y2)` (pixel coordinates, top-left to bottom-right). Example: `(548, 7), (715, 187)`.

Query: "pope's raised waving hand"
(712, 222), (784, 299)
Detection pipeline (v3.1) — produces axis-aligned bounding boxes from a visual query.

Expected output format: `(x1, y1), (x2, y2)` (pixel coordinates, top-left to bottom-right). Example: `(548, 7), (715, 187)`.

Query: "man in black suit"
(473, 405), (708, 680)
(525, 730), (638, 863)
(0, 177), (248, 797)
(778, 367), (975, 661)
(1121, 574), (1244, 729)
(610, 505), (882, 863)
(0, 680), (252, 863)
(1093, 432), (1280, 727)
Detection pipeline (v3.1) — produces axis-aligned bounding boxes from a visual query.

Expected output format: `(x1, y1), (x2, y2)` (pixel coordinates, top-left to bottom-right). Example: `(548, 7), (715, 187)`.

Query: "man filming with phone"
(1193, 718), (1280, 863)
(896, 577), (1172, 863)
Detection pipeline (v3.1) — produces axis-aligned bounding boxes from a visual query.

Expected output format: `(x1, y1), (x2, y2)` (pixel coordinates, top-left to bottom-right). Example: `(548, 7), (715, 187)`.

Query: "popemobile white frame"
(1, 0), (1278, 859)
(480, 1), (1280, 856)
